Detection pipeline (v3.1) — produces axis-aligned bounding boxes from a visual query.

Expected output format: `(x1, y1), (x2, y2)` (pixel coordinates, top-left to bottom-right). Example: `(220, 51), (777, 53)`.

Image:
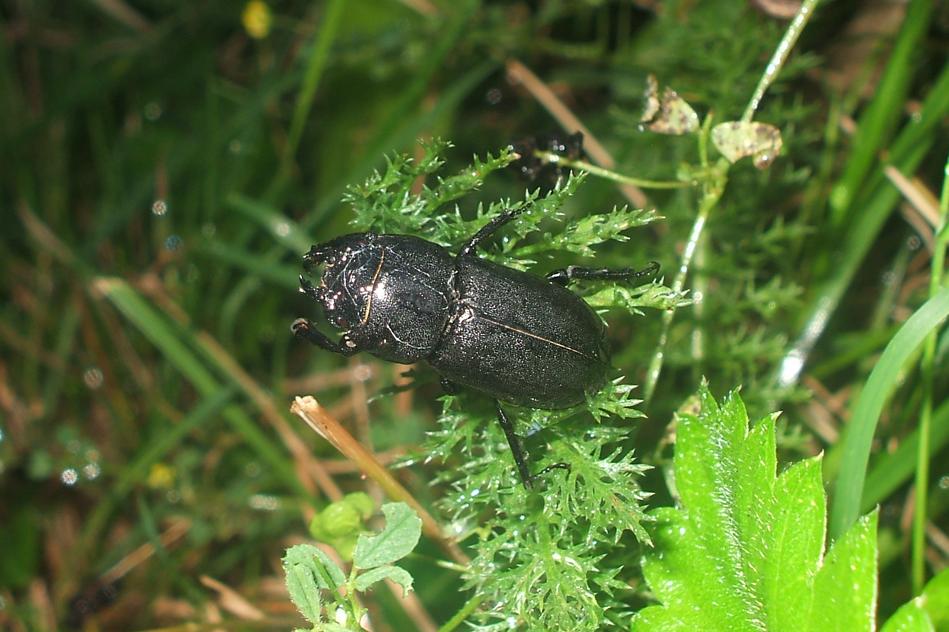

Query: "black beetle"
(292, 207), (657, 488)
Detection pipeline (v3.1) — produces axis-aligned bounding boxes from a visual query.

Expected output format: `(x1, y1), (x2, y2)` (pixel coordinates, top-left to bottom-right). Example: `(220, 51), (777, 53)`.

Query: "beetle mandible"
(291, 206), (658, 488)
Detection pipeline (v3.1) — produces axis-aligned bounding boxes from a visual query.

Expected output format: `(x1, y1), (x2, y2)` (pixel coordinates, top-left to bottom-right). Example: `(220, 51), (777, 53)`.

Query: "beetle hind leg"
(546, 261), (660, 287)
(495, 402), (569, 490)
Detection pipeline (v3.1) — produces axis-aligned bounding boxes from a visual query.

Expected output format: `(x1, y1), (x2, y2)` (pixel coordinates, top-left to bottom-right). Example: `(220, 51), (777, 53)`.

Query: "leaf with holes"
(352, 502), (422, 569)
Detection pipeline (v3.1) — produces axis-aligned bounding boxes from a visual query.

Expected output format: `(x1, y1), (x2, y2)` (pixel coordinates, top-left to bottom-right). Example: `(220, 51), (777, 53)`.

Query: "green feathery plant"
(339, 139), (682, 629)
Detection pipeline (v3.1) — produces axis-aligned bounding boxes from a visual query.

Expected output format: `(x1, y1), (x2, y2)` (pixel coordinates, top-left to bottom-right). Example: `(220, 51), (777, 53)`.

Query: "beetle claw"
(290, 318), (310, 337)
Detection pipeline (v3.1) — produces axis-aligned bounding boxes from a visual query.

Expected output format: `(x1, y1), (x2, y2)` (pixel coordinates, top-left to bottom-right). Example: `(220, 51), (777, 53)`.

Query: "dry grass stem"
(290, 396), (470, 565)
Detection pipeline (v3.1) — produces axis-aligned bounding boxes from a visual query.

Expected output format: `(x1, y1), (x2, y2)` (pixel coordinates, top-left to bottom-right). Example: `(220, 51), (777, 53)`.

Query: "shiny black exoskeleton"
(292, 207), (657, 488)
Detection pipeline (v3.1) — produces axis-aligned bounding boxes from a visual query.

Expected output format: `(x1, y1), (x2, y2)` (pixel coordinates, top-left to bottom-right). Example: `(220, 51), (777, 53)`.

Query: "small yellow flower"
(242, 1), (272, 40)
(147, 463), (176, 489)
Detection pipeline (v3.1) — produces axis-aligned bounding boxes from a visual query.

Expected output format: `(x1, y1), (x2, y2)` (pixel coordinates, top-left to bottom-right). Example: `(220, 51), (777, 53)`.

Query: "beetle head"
(300, 233), (381, 331)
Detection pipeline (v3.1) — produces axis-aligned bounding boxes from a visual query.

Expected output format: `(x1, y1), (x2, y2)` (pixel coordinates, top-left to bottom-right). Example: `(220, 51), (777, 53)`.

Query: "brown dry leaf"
(200, 575), (266, 620)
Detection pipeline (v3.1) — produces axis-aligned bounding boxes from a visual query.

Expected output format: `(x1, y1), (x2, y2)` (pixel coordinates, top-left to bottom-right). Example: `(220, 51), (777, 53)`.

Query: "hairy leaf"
(283, 544), (346, 625)
(632, 385), (878, 632)
(353, 565), (415, 596)
(353, 502), (422, 569)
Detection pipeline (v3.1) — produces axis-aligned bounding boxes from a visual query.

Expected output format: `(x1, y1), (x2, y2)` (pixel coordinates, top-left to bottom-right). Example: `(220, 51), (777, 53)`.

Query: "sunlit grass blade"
(829, 287), (949, 540)
(227, 193), (312, 253)
(777, 64), (949, 390)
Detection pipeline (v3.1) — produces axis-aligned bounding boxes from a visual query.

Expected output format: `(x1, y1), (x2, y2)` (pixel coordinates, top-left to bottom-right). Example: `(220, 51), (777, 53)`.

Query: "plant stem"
(534, 151), (691, 191)
(913, 153), (949, 594)
(275, 0), (346, 193)
(438, 593), (485, 632)
(742, 0), (821, 122)
(644, 156), (725, 404)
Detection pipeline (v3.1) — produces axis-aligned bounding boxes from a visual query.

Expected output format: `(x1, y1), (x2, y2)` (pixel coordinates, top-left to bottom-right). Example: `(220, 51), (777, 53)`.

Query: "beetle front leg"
(291, 318), (359, 356)
(546, 261), (660, 286)
(298, 275), (323, 301)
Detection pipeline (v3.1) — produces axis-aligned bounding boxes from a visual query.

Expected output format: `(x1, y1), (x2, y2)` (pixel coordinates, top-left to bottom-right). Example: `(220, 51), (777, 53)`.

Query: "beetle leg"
(530, 462), (571, 482)
(495, 403), (570, 490)
(291, 318), (358, 356)
(546, 261), (660, 286)
(298, 275), (324, 301)
(494, 402), (534, 489)
(459, 207), (528, 257)
(439, 377), (459, 395)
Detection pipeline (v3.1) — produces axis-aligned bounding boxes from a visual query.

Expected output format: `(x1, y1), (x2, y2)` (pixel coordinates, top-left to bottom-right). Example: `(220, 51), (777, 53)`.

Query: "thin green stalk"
(533, 152), (692, 190)
(741, 0), (821, 122)
(643, 112), (720, 404)
(277, 0), (346, 190)
(829, 0), (934, 225)
(644, 161), (723, 404)
(438, 593), (485, 632)
(913, 154), (949, 593)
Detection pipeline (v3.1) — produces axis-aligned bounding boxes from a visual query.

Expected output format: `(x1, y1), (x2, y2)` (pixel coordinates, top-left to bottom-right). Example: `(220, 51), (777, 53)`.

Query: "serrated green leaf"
(354, 564), (414, 596)
(764, 457), (825, 629)
(882, 567), (949, 632)
(352, 502), (422, 569)
(632, 385), (878, 632)
(807, 511), (878, 631)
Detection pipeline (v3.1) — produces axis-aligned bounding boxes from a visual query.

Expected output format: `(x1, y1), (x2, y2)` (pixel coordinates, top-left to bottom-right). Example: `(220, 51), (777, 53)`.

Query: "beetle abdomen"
(428, 258), (609, 408)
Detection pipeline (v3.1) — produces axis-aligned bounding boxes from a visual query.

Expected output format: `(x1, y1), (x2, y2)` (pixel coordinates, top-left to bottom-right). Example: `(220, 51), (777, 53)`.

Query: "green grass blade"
(97, 278), (306, 496)
(777, 64), (949, 390)
(829, 287), (949, 540)
(860, 399), (949, 513)
(283, 0), (347, 175)
(194, 241), (299, 290)
(829, 0), (934, 225)
(81, 387), (237, 550)
(227, 193), (312, 253)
